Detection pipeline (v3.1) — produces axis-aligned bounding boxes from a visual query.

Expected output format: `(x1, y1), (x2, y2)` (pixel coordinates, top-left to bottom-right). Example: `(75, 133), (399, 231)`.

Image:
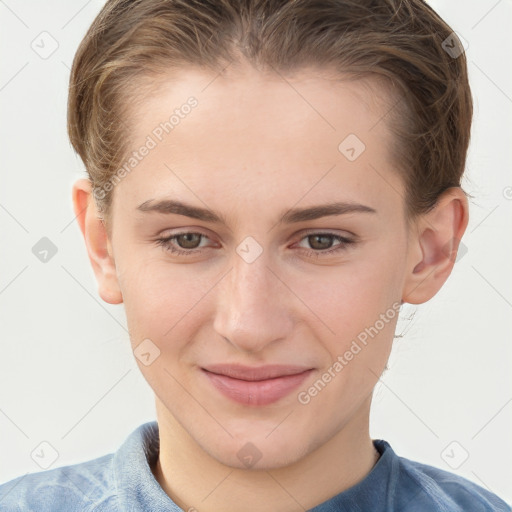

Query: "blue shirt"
(0, 421), (509, 511)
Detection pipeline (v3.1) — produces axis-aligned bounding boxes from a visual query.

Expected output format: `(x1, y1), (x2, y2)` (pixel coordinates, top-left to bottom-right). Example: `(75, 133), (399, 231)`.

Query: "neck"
(152, 395), (379, 512)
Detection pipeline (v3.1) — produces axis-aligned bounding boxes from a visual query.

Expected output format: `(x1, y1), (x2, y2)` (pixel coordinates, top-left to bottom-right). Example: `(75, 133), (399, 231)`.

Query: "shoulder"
(0, 453), (118, 512)
(387, 444), (510, 512)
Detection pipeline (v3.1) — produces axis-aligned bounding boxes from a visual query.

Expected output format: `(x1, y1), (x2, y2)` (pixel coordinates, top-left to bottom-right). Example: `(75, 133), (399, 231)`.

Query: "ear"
(402, 187), (469, 305)
(72, 178), (123, 305)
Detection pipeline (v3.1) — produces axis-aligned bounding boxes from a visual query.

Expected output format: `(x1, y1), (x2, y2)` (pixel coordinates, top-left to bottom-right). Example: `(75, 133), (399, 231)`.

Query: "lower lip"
(201, 368), (314, 406)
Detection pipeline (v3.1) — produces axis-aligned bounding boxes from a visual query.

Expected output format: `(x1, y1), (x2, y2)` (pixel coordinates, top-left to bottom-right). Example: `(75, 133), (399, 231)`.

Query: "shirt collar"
(113, 421), (182, 511)
(113, 421), (394, 511)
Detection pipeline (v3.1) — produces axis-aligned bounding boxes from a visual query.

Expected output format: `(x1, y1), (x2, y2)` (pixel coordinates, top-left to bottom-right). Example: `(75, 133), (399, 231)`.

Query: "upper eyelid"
(161, 229), (355, 246)
(299, 228), (356, 238)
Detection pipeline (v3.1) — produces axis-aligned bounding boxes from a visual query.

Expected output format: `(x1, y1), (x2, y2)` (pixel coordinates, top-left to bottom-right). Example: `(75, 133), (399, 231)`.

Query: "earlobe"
(402, 187), (469, 305)
(72, 178), (123, 305)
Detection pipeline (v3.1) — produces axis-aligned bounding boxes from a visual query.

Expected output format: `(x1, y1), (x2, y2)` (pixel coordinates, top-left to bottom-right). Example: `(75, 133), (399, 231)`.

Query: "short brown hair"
(67, 0), (473, 231)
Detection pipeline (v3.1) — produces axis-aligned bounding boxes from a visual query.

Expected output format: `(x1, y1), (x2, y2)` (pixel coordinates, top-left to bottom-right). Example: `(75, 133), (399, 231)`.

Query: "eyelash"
(155, 231), (356, 258)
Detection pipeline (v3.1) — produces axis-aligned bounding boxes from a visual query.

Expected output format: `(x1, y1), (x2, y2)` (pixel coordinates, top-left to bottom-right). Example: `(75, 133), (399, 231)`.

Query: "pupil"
(311, 235), (331, 250)
(179, 233), (199, 248)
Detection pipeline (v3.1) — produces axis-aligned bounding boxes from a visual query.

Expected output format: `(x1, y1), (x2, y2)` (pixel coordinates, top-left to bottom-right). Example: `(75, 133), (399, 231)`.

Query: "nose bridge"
(213, 244), (292, 353)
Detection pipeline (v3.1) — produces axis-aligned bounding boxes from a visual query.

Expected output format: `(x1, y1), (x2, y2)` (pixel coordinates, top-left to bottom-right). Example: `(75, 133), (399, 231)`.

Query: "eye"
(295, 232), (357, 258)
(155, 230), (357, 259)
(155, 231), (212, 256)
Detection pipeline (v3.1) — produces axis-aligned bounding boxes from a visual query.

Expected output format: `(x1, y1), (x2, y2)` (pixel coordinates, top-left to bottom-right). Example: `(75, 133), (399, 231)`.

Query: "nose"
(213, 248), (294, 354)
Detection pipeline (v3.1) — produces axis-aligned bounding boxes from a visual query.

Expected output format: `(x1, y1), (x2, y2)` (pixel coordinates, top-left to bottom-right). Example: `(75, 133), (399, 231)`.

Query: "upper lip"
(202, 364), (313, 381)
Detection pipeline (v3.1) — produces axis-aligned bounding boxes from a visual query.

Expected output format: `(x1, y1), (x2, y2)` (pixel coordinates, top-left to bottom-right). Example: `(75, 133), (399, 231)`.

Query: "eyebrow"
(136, 198), (377, 224)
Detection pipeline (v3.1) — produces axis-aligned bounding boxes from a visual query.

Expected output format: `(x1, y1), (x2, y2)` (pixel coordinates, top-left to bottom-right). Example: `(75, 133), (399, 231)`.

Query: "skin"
(72, 62), (469, 512)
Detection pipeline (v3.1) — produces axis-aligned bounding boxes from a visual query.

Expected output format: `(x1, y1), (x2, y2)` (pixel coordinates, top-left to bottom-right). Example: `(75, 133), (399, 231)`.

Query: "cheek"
(291, 252), (402, 342)
(117, 253), (193, 335)
(297, 262), (400, 411)
(116, 256), (210, 390)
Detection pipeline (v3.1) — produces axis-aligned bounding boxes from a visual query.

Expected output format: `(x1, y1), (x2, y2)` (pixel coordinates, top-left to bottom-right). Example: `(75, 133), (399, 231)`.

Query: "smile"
(201, 366), (315, 406)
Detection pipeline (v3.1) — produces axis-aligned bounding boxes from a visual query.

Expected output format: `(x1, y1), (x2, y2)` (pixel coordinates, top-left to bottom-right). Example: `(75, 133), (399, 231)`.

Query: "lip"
(202, 364), (313, 381)
(201, 365), (315, 406)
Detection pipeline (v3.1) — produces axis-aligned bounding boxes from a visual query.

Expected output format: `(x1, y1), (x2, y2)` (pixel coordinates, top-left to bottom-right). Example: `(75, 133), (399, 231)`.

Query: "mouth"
(202, 364), (314, 380)
(200, 364), (315, 406)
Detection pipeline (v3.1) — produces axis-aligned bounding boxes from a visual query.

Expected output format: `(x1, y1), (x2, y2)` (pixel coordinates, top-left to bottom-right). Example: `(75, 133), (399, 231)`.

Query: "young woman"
(1, 0), (509, 510)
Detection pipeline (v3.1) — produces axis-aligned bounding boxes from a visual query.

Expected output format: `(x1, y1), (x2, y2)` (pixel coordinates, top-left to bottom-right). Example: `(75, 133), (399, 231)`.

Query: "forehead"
(130, 64), (394, 140)
(114, 64), (404, 222)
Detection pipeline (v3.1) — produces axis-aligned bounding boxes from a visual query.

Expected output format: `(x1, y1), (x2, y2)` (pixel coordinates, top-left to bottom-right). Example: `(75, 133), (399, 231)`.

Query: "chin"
(198, 426), (314, 471)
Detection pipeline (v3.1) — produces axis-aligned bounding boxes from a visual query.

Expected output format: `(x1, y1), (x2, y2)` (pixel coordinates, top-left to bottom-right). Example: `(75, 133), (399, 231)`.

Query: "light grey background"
(1, 0), (511, 505)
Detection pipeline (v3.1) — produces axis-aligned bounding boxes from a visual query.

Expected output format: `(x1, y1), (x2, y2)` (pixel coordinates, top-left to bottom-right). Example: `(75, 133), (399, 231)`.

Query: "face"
(105, 64), (412, 469)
